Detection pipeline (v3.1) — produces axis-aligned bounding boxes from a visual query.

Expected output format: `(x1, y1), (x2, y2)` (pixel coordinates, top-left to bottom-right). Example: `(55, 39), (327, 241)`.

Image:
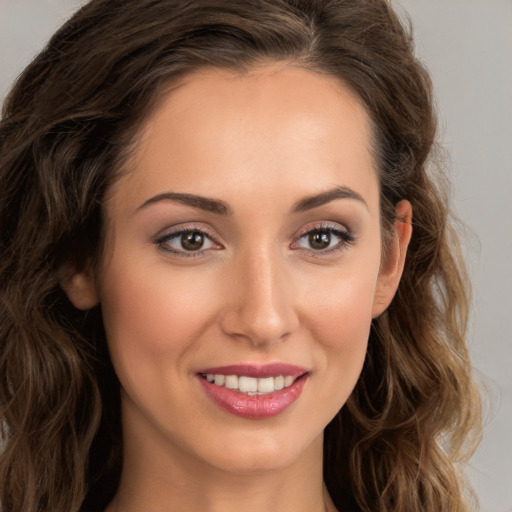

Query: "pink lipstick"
(197, 363), (309, 419)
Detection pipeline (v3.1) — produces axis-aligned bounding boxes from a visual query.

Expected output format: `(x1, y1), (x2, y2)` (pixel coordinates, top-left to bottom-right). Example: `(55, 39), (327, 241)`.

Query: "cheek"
(308, 290), (373, 422)
(307, 276), (375, 381)
(99, 254), (218, 391)
(300, 252), (379, 348)
(297, 256), (380, 409)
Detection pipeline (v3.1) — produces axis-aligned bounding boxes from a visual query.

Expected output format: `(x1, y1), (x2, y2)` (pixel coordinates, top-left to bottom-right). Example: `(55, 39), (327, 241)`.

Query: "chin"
(196, 428), (322, 476)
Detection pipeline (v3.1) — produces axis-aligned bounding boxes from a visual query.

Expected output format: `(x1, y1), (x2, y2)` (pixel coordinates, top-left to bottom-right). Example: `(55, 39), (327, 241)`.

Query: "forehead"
(109, 64), (378, 216)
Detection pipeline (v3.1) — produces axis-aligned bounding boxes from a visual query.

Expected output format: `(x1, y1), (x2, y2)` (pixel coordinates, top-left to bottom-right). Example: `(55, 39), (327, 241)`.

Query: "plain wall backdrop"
(1, 1), (511, 511)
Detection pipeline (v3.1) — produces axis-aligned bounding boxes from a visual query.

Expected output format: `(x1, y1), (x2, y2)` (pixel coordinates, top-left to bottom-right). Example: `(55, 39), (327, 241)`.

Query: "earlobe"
(59, 263), (99, 311)
(372, 200), (413, 318)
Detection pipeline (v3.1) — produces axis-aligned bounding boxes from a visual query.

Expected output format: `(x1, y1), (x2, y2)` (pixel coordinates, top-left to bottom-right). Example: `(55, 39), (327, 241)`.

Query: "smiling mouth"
(198, 373), (305, 395)
(197, 364), (309, 418)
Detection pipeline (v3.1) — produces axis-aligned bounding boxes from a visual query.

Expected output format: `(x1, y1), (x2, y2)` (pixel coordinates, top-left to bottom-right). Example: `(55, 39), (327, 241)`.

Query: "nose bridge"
(220, 245), (297, 346)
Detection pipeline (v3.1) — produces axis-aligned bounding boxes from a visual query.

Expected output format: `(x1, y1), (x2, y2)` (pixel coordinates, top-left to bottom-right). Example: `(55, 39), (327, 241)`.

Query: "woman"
(0, 1), (481, 511)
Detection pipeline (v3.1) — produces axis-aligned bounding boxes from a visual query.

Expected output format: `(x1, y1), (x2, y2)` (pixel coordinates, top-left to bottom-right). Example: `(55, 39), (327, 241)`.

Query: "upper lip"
(196, 363), (308, 379)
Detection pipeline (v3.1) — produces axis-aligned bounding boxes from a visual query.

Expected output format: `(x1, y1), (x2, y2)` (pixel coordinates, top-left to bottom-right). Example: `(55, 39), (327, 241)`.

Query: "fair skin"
(62, 64), (412, 512)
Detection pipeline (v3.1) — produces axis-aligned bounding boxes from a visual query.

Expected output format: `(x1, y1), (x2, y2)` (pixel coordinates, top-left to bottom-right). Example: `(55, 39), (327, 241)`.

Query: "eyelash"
(154, 222), (355, 258)
(291, 222), (356, 256)
(154, 225), (220, 259)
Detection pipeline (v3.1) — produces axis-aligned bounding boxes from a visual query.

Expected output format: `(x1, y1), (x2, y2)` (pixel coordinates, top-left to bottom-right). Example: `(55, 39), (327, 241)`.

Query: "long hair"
(0, 1), (481, 511)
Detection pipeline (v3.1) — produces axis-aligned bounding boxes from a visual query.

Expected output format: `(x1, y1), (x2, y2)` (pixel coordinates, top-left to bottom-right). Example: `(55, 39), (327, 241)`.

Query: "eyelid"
(290, 221), (356, 254)
(154, 223), (223, 257)
(153, 220), (355, 259)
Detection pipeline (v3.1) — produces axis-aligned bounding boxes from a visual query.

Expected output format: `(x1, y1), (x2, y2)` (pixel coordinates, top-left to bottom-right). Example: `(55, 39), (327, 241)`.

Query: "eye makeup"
(153, 220), (356, 260)
(154, 223), (223, 258)
(291, 221), (356, 256)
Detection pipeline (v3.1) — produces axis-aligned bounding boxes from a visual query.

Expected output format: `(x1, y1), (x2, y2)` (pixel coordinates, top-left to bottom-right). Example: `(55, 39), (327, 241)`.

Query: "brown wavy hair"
(0, 1), (481, 511)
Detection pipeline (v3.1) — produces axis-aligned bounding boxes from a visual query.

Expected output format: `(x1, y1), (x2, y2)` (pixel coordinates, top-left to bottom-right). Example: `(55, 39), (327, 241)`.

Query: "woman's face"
(65, 65), (410, 475)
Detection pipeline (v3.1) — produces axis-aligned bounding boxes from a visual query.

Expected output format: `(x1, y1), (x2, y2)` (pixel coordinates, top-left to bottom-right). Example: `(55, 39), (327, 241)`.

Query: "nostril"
(219, 308), (296, 348)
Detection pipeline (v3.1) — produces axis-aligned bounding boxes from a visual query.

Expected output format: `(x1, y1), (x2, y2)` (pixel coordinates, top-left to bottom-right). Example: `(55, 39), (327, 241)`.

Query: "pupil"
(309, 230), (330, 249)
(181, 231), (204, 251)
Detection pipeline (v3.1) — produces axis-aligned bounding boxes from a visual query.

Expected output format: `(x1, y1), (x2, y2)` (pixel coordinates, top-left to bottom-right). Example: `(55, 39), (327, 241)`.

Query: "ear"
(59, 262), (99, 310)
(372, 200), (412, 318)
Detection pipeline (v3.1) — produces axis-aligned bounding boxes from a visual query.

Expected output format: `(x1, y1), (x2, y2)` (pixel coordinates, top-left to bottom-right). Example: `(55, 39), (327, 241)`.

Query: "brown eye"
(308, 230), (331, 250)
(293, 225), (355, 253)
(181, 231), (205, 251)
(156, 228), (216, 255)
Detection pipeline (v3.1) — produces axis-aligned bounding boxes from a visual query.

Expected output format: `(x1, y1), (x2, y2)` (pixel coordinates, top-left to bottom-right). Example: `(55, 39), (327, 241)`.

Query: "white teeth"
(203, 373), (300, 394)
(239, 376), (258, 393)
(274, 375), (285, 390)
(257, 377), (275, 393)
(224, 375), (238, 389)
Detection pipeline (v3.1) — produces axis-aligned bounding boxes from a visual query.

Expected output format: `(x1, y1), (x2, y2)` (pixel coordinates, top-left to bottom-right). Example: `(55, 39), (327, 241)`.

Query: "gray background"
(0, 1), (511, 510)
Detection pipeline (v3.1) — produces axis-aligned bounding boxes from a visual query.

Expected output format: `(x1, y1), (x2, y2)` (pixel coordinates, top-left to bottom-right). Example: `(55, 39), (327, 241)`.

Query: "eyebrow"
(137, 185), (367, 215)
(138, 192), (232, 215)
(291, 186), (368, 212)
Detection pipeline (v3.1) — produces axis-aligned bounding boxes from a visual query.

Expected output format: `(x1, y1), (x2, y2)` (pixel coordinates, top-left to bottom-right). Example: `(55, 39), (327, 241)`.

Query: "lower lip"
(198, 375), (308, 419)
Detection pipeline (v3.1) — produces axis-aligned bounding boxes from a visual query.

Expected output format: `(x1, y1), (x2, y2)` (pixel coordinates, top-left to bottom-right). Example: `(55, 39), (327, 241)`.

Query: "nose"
(219, 249), (299, 348)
